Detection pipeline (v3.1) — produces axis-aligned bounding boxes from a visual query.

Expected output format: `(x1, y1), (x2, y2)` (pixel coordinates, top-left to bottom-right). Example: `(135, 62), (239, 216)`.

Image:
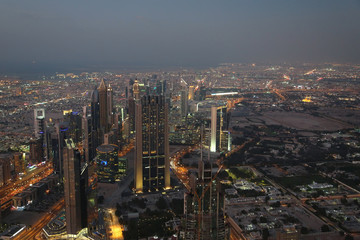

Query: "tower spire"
(99, 78), (106, 90)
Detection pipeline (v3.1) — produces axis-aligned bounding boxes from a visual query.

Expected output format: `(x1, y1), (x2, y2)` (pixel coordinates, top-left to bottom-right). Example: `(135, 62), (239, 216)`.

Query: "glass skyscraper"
(134, 95), (170, 192)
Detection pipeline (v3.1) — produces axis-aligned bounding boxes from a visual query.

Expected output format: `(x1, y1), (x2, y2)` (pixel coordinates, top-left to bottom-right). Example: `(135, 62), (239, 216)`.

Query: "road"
(106, 208), (124, 240)
(0, 162), (53, 210)
(13, 198), (65, 240)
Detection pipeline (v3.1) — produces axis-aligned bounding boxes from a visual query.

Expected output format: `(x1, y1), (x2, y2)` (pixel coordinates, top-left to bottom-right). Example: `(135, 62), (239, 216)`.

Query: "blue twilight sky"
(1, 0), (360, 73)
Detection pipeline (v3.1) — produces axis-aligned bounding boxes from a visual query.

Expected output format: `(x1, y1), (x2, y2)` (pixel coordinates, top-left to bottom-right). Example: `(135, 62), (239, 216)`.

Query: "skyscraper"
(184, 155), (229, 240)
(107, 84), (114, 126)
(98, 79), (108, 133)
(210, 106), (230, 153)
(62, 139), (97, 237)
(63, 139), (82, 235)
(134, 95), (170, 192)
(181, 90), (189, 117)
(33, 109), (45, 162)
(34, 109), (45, 138)
(188, 86), (195, 100)
(96, 144), (119, 183)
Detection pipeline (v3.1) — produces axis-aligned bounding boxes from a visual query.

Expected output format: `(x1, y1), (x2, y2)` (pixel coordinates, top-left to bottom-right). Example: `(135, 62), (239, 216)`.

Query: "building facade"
(210, 106), (230, 153)
(134, 95), (170, 192)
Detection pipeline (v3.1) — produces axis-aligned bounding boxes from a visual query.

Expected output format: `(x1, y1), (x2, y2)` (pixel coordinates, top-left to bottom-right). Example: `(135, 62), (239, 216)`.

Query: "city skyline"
(1, 1), (360, 239)
(1, 1), (360, 74)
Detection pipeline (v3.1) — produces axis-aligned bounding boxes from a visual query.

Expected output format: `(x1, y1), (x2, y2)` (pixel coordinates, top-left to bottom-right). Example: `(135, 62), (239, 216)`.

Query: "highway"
(13, 198), (65, 240)
(0, 162), (53, 210)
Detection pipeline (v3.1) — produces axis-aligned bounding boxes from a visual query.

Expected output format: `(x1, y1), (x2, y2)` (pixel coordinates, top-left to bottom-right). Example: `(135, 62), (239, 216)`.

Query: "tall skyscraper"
(188, 86), (195, 100)
(98, 79), (108, 133)
(63, 139), (82, 235)
(34, 109), (45, 138)
(210, 106), (230, 153)
(184, 156), (229, 240)
(181, 90), (189, 117)
(134, 95), (170, 192)
(91, 87), (100, 132)
(62, 139), (97, 237)
(82, 106), (92, 163)
(96, 144), (119, 183)
(33, 109), (45, 162)
(107, 84), (114, 126)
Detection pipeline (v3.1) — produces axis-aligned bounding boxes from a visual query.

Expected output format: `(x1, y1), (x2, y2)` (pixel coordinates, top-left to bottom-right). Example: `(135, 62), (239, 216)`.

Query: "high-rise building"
(29, 138), (43, 163)
(13, 153), (25, 175)
(184, 157), (229, 240)
(134, 95), (170, 192)
(107, 84), (114, 126)
(34, 109), (45, 138)
(82, 106), (91, 163)
(210, 106), (230, 153)
(61, 139), (98, 237)
(91, 87), (100, 133)
(0, 157), (11, 187)
(188, 86), (195, 100)
(96, 144), (120, 183)
(98, 79), (108, 133)
(63, 139), (82, 235)
(181, 90), (189, 117)
(33, 109), (46, 162)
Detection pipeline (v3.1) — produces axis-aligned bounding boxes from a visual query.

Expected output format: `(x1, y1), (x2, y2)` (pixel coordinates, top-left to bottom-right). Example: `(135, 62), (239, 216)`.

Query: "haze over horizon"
(1, 0), (360, 74)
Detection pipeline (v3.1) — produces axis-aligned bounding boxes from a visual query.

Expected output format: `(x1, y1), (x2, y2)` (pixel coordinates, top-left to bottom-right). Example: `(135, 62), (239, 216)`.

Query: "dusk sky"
(1, 0), (360, 73)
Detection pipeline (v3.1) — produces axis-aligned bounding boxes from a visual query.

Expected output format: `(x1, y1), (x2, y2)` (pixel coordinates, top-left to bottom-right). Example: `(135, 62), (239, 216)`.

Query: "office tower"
(156, 79), (166, 95)
(210, 106), (230, 153)
(82, 106), (92, 163)
(91, 87), (100, 132)
(98, 79), (108, 133)
(184, 157), (228, 240)
(29, 139), (43, 163)
(34, 109), (45, 138)
(107, 84), (114, 126)
(63, 139), (82, 235)
(64, 111), (83, 144)
(134, 95), (170, 192)
(63, 139), (93, 236)
(13, 153), (25, 175)
(128, 97), (136, 134)
(0, 157), (11, 187)
(181, 90), (189, 117)
(133, 79), (140, 100)
(33, 109), (45, 162)
(96, 144), (125, 182)
(188, 86), (195, 100)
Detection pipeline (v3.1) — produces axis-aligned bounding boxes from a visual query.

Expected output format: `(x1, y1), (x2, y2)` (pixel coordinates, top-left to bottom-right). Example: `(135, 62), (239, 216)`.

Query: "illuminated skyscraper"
(188, 86), (195, 100)
(96, 144), (119, 183)
(210, 106), (230, 153)
(181, 90), (189, 117)
(62, 139), (98, 237)
(134, 95), (170, 192)
(184, 156), (229, 240)
(107, 84), (114, 126)
(98, 79), (108, 133)
(91, 87), (100, 132)
(63, 139), (82, 235)
(33, 109), (45, 162)
(34, 109), (45, 138)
